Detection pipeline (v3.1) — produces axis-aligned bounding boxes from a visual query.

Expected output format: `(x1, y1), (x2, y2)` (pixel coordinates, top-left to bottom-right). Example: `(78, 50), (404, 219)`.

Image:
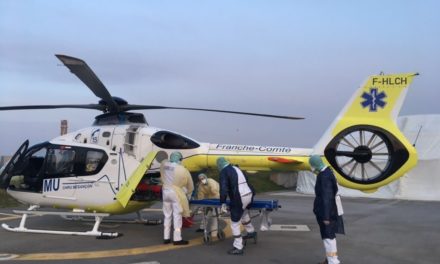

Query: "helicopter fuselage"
(5, 123), (312, 214)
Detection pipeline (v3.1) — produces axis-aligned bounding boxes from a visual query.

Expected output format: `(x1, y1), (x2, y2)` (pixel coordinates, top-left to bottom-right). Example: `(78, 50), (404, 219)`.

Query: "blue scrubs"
(219, 165), (254, 222)
(313, 167), (345, 239)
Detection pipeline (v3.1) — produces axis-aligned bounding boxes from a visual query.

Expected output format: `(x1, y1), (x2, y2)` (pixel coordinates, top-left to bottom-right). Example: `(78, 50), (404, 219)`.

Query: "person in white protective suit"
(217, 157), (256, 255)
(195, 173), (220, 236)
(160, 151), (194, 245)
(309, 155), (345, 264)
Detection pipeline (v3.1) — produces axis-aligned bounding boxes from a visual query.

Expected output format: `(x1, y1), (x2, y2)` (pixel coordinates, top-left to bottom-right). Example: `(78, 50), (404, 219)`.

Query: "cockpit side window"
(6, 143), (109, 192)
(45, 148), (76, 176)
(42, 146), (108, 177)
(85, 150), (105, 174)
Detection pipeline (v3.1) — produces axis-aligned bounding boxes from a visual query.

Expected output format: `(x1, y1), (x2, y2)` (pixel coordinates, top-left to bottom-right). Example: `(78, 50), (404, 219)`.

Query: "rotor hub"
(353, 145), (372, 163)
(98, 97), (127, 107)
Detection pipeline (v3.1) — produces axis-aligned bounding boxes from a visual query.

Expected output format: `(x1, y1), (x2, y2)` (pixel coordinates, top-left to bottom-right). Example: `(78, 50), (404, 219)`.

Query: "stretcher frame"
(190, 198), (280, 244)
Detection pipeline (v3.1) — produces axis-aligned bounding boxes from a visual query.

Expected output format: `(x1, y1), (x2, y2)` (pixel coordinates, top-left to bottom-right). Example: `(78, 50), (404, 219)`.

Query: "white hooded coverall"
(160, 161), (194, 241)
(231, 166), (255, 250)
(197, 178), (220, 235)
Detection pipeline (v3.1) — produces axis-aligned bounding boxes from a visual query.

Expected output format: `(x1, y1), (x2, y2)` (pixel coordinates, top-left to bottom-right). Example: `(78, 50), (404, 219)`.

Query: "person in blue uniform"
(217, 157), (256, 255)
(309, 155), (344, 264)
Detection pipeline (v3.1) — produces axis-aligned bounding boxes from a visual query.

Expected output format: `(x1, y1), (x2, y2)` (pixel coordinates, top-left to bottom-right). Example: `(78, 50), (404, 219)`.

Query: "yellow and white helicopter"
(0, 55), (418, 237)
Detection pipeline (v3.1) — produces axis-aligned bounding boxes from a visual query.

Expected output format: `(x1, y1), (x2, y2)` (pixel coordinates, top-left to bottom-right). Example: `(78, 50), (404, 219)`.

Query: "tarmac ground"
(0, 192), (439, 264)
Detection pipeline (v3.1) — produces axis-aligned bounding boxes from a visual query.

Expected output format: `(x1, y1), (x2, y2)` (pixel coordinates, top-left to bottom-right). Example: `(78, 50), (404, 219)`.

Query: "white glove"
(221, 203), (228, 214)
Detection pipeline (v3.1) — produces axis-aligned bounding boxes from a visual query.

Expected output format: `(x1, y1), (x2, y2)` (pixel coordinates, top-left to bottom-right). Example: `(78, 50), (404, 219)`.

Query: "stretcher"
(189, 198), (281, 244)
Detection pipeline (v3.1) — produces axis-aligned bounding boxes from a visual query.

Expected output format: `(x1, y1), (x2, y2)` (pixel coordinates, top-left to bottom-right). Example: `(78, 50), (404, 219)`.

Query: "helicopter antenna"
(413, 125), (423, 147)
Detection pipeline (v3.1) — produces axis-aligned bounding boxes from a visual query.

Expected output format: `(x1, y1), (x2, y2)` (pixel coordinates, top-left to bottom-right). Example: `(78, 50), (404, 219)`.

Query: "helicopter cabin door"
(40, 145), (108, 202)
(40, 145), (79, 200)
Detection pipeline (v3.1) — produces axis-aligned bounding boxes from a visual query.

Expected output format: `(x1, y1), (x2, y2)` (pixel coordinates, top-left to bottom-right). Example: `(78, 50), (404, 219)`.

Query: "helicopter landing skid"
(1, 206), (120, 238)
(60, 211), (162, 225)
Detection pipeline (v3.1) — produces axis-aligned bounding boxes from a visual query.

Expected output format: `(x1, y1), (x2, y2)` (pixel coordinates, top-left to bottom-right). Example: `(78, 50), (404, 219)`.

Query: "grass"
(0, 189), (20, 208)
(204, 170), (286, 194)
(247, 172), (286, 193)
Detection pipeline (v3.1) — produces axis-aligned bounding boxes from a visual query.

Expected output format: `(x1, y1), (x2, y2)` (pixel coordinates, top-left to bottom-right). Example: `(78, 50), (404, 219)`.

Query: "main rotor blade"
(0, 104), (105, 111)
(55, 54), (118, 112)
(123, 105), (304, 120)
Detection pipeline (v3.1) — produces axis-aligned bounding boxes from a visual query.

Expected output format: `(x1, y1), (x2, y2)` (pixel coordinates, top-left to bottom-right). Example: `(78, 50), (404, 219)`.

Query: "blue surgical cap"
(170, 152), (183, 163)
(309, 155), (325, 171)
(216, 157), (229, 171)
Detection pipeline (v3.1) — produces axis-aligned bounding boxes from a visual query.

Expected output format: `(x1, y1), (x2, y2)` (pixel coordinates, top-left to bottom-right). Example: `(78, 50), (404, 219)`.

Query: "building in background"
(0, 156), (11, 168)
(61, 120), (68, 135)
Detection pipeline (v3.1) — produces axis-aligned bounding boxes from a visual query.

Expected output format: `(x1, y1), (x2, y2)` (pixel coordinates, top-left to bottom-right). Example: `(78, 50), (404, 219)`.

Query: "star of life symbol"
(361, 88), (387, 112)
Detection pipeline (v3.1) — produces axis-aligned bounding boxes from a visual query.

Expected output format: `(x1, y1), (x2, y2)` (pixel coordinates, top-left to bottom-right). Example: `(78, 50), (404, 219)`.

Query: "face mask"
(201, 179), (208, 185)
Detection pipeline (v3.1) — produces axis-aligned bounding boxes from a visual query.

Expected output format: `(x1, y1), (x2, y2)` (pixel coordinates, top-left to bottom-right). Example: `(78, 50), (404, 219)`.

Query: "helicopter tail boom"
(182, 73), (419, 193)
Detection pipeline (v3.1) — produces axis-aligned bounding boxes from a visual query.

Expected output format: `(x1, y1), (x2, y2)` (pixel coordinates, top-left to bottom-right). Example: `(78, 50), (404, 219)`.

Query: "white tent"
(296, 115), (440, 201)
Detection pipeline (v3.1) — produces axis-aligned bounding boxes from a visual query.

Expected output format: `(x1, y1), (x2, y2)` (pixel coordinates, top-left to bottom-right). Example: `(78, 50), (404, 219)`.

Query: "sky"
(0, 0), (439, 155)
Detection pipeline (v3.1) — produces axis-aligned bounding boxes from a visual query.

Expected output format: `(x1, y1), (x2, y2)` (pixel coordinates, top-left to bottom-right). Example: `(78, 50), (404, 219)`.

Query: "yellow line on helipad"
(13, 221), (232, 261)
(141, 208), (163, 212)
(0, 213), (20, 217)
(15, 240), (203, 261)
(0, 213), (35, 222)
(0, 216), (21, 221)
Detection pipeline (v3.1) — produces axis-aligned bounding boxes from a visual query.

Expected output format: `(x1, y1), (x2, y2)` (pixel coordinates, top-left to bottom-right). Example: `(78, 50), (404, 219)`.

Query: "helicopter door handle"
(66, 178), (87, 182)
(68, 178), (116, 184)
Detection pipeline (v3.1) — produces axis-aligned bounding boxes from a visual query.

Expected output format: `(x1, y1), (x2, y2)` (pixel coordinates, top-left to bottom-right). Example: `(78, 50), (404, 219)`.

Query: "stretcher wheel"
(217, 230), (225, 241)
(203, 235), (211, 244)
(251, 232), (258, 244)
